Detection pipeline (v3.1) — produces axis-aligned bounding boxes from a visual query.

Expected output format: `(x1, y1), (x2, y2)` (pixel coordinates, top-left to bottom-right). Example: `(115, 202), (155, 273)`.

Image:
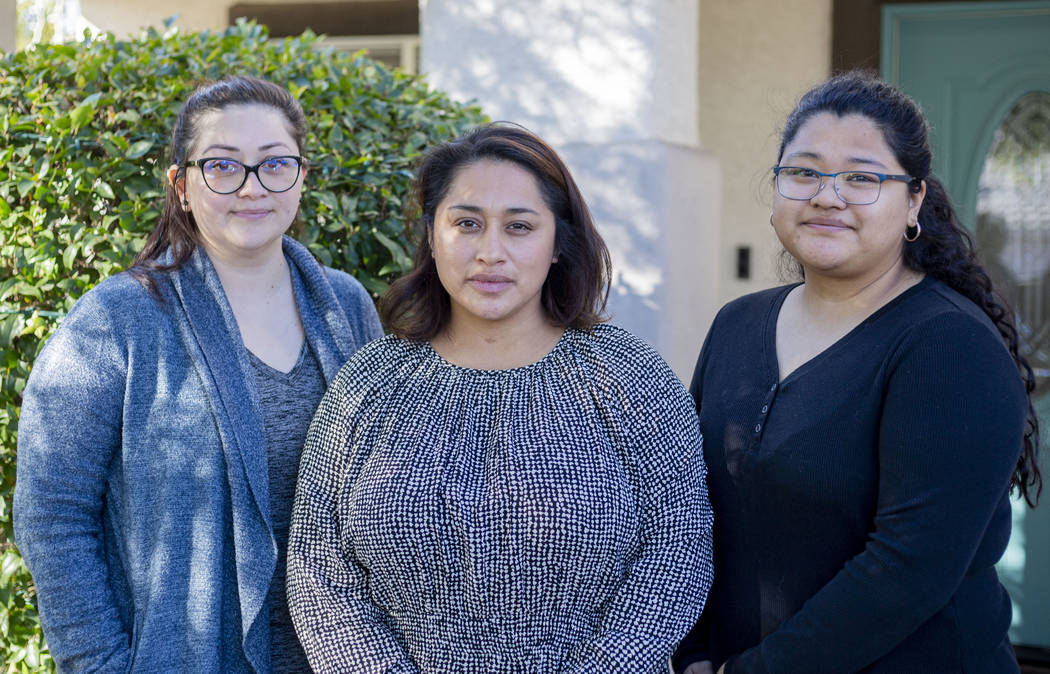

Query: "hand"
(683, 662), (714, 674)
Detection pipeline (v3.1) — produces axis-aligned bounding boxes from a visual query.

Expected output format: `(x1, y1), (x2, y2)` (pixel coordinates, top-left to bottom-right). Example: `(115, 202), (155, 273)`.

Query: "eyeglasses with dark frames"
(181, 155), (306, 195)
(773, 165), (915, 205)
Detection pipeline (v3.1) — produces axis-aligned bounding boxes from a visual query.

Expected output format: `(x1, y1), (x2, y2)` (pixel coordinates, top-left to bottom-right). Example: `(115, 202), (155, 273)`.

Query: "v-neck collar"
(765, 276), (934, 387)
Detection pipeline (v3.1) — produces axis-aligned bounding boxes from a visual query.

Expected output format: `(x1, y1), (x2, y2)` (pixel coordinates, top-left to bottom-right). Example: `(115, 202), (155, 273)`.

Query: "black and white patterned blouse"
(287, 324), (714, 673)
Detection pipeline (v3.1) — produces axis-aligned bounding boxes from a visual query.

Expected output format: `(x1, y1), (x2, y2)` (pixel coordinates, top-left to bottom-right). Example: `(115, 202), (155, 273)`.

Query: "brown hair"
(130, 75), (307, 287)
(380, 124), (611, 341)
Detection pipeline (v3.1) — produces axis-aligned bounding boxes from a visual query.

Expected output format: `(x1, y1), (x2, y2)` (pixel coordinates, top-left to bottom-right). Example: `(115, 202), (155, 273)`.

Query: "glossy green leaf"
(61, 244), (77, 271)
(94, 181), (115, 200)
(125, 140), (153, 159)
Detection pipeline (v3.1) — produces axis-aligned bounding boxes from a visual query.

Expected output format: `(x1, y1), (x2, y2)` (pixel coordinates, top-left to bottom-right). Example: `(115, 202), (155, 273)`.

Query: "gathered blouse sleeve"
(564, 333), (715, 673)
(726, 311), (1026, 673)
(673, 322), (721, 672)
(286, 342), (420, 674)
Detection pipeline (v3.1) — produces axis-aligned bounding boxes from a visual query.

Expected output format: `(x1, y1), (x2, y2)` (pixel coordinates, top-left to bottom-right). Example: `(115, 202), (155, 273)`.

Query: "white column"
(420, 0), (721, 379)
(1, 0), (16, 53)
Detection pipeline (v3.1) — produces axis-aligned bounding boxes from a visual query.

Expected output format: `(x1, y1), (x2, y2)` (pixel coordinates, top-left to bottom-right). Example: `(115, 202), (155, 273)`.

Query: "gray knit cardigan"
(14, 236), (382, 673)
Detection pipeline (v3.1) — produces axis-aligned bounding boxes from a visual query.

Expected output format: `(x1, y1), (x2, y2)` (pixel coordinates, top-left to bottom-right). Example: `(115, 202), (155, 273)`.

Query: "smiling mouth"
(803, 221), (850, 231)
(232, 209), (272, 219)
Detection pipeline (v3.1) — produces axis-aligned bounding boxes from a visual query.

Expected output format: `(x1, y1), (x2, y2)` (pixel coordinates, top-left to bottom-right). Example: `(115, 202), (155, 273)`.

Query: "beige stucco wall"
(1, 0), (16, 52)
(422, 0), (721, 378)
(699, 0), (832, 303)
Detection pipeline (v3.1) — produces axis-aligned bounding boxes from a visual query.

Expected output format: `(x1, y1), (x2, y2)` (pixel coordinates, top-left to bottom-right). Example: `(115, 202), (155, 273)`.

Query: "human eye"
(782, 166), (819, 179)
(843, 171), (879, 184)
(506, 221), (534, 233)
(203, 158), (240, 175)
(454, 218), (482, 231)
(260, 156), (295, 174)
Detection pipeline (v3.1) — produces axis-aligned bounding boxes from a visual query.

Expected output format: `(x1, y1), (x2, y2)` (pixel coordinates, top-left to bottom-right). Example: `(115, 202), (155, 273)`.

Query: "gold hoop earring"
(904, 221), (922, 242)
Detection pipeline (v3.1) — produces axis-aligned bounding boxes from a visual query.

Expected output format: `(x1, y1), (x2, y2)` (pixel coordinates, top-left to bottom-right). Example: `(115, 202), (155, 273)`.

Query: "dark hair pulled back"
(130, 75), (307, 285)
(778, 71), (1041, 506)
(380, 123), (611, 341)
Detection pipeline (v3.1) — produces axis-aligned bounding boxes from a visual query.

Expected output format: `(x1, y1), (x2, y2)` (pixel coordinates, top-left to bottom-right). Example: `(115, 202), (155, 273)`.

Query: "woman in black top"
(674, 72), (1042, 673)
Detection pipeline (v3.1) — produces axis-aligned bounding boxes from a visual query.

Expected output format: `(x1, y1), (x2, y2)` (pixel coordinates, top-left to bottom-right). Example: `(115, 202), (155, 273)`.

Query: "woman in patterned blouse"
(287, 124), (714, 673)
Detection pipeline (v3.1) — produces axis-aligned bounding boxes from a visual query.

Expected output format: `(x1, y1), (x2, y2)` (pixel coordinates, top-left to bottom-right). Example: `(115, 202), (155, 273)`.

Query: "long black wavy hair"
(778, 71), (1042, 507)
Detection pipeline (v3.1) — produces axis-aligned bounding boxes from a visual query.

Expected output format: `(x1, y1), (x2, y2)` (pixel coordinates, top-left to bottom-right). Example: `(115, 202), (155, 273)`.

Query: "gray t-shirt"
(250, 342), (325, 673)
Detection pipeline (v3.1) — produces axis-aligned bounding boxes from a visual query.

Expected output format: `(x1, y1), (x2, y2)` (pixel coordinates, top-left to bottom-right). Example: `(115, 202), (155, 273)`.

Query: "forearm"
(288, 381), (418, 673)
(286, 521), (418, 672)
(566, 454), (714, 672)
(14, 433), (131, 671)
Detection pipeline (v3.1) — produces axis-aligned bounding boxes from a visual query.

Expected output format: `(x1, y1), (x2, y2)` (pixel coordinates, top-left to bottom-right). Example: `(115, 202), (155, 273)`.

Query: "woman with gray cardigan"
(13, 76), (382, 673)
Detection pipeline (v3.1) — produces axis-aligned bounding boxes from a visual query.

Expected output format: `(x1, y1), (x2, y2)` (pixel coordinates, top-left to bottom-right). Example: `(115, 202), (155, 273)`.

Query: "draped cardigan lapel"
(159, 236), (361, 672)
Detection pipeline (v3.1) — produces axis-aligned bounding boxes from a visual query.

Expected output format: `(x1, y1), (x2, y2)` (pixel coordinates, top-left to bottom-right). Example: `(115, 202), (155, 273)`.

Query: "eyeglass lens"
(200, 157), (301, 194)
(777, 168), (883, 205)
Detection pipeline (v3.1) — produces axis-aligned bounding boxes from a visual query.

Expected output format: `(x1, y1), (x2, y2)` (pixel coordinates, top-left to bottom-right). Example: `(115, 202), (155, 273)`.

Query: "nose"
(476, 226), (506, 264)
(237, 169), (267, 198)
(810, 176), (847, 208)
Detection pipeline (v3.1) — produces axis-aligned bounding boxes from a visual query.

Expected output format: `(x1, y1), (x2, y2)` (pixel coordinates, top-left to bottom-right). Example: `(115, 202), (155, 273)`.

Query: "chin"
(790, 244), (854, 270)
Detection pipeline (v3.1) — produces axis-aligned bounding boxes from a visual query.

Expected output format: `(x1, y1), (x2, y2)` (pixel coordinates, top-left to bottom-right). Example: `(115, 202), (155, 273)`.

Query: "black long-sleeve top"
(674, 276), (1025, 673)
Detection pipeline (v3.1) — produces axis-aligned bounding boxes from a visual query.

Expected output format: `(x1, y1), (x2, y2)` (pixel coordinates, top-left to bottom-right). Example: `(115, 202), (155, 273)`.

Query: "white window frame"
(318, 34), (420, 74)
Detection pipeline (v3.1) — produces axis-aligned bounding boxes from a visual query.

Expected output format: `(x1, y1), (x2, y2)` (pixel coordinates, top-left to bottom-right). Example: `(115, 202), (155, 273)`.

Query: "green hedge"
(0, 19), (485, 671)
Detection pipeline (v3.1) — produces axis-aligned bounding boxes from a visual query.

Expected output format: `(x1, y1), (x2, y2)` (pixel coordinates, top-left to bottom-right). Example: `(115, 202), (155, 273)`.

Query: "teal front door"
(883, 0), (1050, 653)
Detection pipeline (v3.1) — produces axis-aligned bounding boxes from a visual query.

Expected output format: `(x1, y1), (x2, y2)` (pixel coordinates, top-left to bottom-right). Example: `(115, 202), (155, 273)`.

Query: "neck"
(433, 308), (565, 370)
(204, 240), (290, 301)
(799, 258), (923, 315)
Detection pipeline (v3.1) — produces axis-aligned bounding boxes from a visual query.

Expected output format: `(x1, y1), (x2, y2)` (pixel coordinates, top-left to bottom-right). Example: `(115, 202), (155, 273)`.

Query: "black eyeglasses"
(773, 166), (914, 205)
(181, 156), (306, 194)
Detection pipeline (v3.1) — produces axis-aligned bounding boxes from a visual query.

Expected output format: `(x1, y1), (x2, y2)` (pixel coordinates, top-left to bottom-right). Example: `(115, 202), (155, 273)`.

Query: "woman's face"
(771, 112), (925, 282)
(431, 159), (558, 334)
(170, 103), (306, 264)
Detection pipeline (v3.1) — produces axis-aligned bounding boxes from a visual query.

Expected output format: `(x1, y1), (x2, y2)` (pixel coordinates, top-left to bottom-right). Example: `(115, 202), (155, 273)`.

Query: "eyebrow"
(784, 150), (889, 169)
(447, 204), (541, 216)
(199, 142), (292, 155)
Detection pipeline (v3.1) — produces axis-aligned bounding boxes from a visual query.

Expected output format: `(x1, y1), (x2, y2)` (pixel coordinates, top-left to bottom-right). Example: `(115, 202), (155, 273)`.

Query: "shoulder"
(321, 265), (373, 305)
(883, 278), (1021, 395)
(575, 323), (673, 374)
(321, 265), (383, 342)
(326, 334), (425, 399)
(282, 236), (381, 334)
(572, 326), (703, 467)
(891, 278), (1009, 356)
(694, 284), (794, 363)
(572, 324), (690, 403)
(902, 277), (999, 327)
(54, 272), (165, 343)
(26, 273), (164, 394)
(309, 335), (432, 435)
